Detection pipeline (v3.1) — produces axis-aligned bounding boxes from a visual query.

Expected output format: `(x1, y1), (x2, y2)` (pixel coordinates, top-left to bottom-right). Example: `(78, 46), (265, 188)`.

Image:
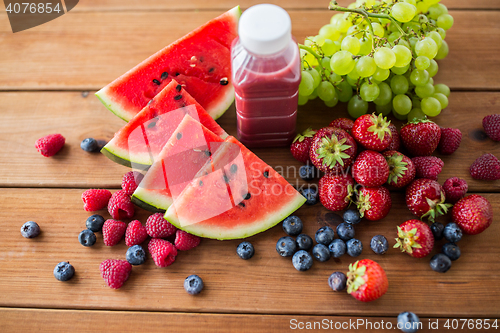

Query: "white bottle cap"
(238, 4), (292, 55)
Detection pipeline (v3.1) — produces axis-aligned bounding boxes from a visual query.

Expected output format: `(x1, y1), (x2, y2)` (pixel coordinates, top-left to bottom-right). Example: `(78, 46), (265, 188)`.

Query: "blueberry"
(86, 214), (105, 232)
(328, 239), (346, 258)
(346, 238), (363, 257)
(292, 250), (313, 271)
(276, 236), (297, 257)
(312, 244), (330, 262)
(397, 311), (421, 333)
(54, 262), (75, 281)
(184, 275), (204, 295)
(328, 272), (347, 291)
(21, 221), (40, 238)
(282, 216), (303, 236)
(80, 138), (99, 152)
(343, 209), (361, 224)
(78, 229), (96, 247)
(430, 222), (445, 241)
(430, 253), (452, 273)
(295, 234), (313, 251)
(370, 235), (389, 254)
(299, 165), (316, 181)
(442, 242), (461, 261)
(300, 187), (318, 205)
(315, 226), (335, 245)
(443, 222), (462, 243)
(126, 245), (146, 265)
(336, 222), (355, 241)
(236, 241), (255, 260)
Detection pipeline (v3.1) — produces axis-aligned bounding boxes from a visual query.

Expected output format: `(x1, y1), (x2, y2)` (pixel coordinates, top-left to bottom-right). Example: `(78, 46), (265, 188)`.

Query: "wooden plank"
(0, 10), (499, 90)
(0, 188), (498, 317)
(0, 308), (495, 333)
(0, 91), (499, 192)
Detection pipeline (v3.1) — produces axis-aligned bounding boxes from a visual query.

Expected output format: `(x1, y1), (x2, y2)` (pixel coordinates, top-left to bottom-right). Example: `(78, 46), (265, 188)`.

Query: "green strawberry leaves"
(316, 134), (352, 169)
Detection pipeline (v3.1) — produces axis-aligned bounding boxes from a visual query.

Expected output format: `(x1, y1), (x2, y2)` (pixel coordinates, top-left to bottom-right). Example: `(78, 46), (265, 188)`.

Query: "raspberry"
(35, 133), (65, 157)
(174, 230), (201, 251)
(438, 127), (462, 155)
(470, 153), (500, 180)
(122, 171), (144, 196)
(125, 220), (148, 247)
(102, 219), (127, 246)
(146, 213), (177, 238)
(386, 123), (400, 151)
(483, 114), (500, 141)
(148, 238), (177, 267)
(443, 177), (468, 204)
(100, 259), (132, 289)
(82, 189), (112, 212)
(108, 190), (135, 220)
(412, 156), (443, 180)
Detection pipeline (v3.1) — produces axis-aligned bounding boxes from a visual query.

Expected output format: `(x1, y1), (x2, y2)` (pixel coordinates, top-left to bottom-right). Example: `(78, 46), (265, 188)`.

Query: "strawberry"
(469, 153), (500, 180)
(100, 259), (132, 289)
(405, 178), (452, 222)
(356, 186), (391, 221)
(329, 118), (354, 133)
(108, 190), (135, 220)
(385, 123), (400, 151)
(318, 173), (354, 212)
(412, 156), (444, 180)
(125, 220), (148, 247)
(394, 219), (434, 258)
(347, 259), (388, 302)
(102, 219), (127, 246)
(174, 230), (201, 251)
(443, 177), (468, 204)
(382, 151), (415, 188)
(452, 194), (493, 235)
(351, 113), (392, 151)
(122, 171), (144, 196)
(290, 128), (316, 163)
(81, 189), (112, 211)
(148, 238), (178, 267)
(482, 114), (500, 141)
(352, 150), (389, 187)
(438, 127), (462, 155)
(309, 127), (357, 174)
(146, 212), (177, 238)
(400, 119), (441, 156)
(35, 133), (65, 157)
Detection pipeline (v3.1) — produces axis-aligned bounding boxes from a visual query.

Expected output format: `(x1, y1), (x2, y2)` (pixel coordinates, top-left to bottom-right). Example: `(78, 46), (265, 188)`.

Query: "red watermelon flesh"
(96, 6), (240, 122)
(101, 79), (227, 168)
(132, 114), (224, 212)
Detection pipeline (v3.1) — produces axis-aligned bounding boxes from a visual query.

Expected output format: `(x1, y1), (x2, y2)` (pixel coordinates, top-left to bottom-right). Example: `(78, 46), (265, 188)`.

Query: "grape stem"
(298, 44), (325, 77)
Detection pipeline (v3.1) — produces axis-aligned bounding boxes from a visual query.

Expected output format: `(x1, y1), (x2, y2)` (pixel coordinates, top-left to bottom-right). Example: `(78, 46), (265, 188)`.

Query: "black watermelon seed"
(220, 77), (229, 85)
(204, 150), (212, 157)
(223, 174), (230, 183)
(209, 68), (215, 73)
(199, 56), (204, 63)
(176, 132), (182, 140)
(176, 84), (182, 92)
(244, 193), (251, 200)
(263, 171), (269, 178)
(161, 72), (168, 80)
(239, 202), (246, 208)
(153, 79), (161, 85)
(174, 95), (182, 101)
(230, 164), (237, 174)
(175, 72), (180, 76)
(147, 121), (156, 129)
(199, 180), (203, 186)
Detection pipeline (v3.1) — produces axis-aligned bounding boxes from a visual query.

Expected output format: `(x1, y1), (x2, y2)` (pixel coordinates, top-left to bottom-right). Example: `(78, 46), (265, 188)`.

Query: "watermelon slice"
(101, 79), (227, 168)
(164, 136), (306, 240)
(96, 6), (240, 122)
(132, 114), (224, 212)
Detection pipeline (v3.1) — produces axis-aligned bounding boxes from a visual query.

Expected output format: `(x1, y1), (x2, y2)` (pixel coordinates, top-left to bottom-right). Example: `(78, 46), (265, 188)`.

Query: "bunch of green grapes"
(298, 0), (452, 121)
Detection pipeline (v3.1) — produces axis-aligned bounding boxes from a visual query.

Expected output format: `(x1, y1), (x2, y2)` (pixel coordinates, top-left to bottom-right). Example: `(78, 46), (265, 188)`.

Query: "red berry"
(347, 259), (388, 302)
(122, 171), (143, 196)
(318, 173), (355, 212)
(452, 194), (493, 235)
(400, 119), (441, 156)
(148, 238), (177, 267)
(443, 177), (468, 203)
(174, 230), (201, 251)
(309, 127), (357, 174)
(108, 190), (135, 220)
(81, 189), (112, 212)
(352, 150), (389, 187)
(470, 153), (500, 180)
(405, 178), (451, 222)
(412, 156), (444, 180)
(383, 151), (415, 188)
(438, 127), (462, 155)
(329, 118), (355, 133)
(394, 219), (434, 258)
(352, 113), (392, 151)
(102, 219), (127, 246)
(146, 213), (177, 238)
(100, 259), (132, 289)
(125, 220), (148, 247)
(483, 114), (500, 141)
(35, 133), (65, 157)
(290, 128), (316, 163)
(356, 186), (391, 221)
(385, 123), (400, 151)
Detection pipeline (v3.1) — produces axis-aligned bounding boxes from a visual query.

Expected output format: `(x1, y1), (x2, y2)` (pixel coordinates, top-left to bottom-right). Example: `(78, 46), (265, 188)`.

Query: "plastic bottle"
(231, 4), (301, 147)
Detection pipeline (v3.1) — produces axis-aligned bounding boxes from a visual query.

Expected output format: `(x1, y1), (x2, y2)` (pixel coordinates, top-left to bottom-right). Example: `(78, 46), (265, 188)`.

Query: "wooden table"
(1, 0), (499, 332)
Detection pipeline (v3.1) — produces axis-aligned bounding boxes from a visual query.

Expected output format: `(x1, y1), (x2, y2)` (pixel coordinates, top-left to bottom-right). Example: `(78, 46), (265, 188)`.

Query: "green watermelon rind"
(163, 193), (306, 240)
(131, 189), (167, 213)
(100, 139), (152, 168)
(95, 88), (130, 122)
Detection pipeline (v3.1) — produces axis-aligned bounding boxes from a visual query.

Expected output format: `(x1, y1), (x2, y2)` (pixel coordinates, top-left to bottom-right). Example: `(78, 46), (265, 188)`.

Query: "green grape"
(435, 40), (449, 60)
(427, 59), (438, 77)
(392, 94), (412, 115)
(298, 71), (314, 96)
(304, 39), (313, 47)
(341, 36), (361, 55)
(302, 50), (318, 67)
(392, 45), (412, 68)
(319, 24), (341, 41)
(391, 64), (410, 75)
(410, 69), (430, 86)
(433, 93), (449, 109)
(322, 40), (339, 57)
(317, 81), (337, 102)
(372, 67), (390, 82)
(392, 108), (409, 120)
(336, 17), (352, 33)
(424, 0), (440, 6)
(356, 56), (377, 78)
(403, 21), (421, 34)
(403, 0), (416, 6)
(388, 31), (402, 44)
(437, 14), (454, 30)
(330, 14), (343, 25)
(374, 47), (396, 70)
(298, 94), (309, 105)
(428, 77), (434, 85)
(415, 56), (430, 70)
(436, 27), (446, 40)
(390, 75), (409, 94)
(346, 75), (358, 87)
(309, 88), (318, 100)
(360, 81), (380, 102)
(306, 68), (321, 89)
(336, 80), (353, 102)
(324, 95), (339, 107)
(373, 82), (393, 106)
(407, 108), (426, 122)
(416, 2), (430, 15)
(415, 82), (435, 98)
(397, 40), (411, 49)
(348, 95), (369, 118)
(331, 51), (355, 75)
(313, 35), (326, 47)
(358, 36), (373, 56)
(411, 96), (421, 109)
(329, 72), (343, 84)
(434, 83), (450, 97)
(415, 38), (438, 59)
(346, 25), (363, 39)
(391, 2), (417, 23)
(347, 64), (360, 80)
(321, 57), (332, 74)
(421, 96), (442, 116)
(426, 31), (443, 49)
(428, 3), (448, 19)
(376, 102), (393, 116)
(409, 36), (419, 51)
(371, 22), (385, 37)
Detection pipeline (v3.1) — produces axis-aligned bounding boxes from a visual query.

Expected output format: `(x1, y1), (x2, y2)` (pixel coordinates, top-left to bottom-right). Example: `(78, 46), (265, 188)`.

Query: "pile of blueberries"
(429, 222), (462, 273)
